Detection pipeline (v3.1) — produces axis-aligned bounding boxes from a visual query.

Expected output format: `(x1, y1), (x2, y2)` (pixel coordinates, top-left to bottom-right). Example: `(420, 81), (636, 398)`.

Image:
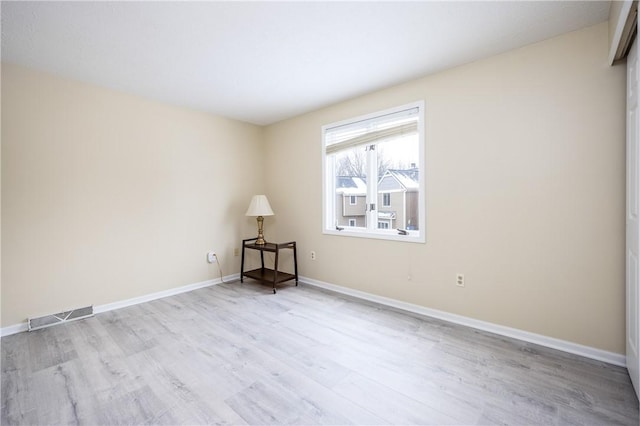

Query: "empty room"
(2, 1), (640, 425)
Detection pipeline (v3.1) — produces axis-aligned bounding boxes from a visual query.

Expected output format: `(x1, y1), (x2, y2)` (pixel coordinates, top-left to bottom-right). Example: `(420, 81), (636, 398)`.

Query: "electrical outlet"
(233, 248), (240, 257)
(456, 273), (465, 287)
(310, 251), (316, 261)
(207, 252), (217, 263)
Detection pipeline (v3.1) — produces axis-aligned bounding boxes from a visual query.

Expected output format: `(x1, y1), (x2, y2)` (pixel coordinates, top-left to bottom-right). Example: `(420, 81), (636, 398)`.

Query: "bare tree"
(336, 148), (393, 178)
(377, 148), (392, 177)
(336, 150), (367, 177)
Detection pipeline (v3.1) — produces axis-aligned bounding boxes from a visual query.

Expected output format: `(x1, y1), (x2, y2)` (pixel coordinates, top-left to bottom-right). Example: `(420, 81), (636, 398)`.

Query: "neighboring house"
(335, 176), (366, 227)
(335, 168), (419, 230)
(378, 168), (419, 230)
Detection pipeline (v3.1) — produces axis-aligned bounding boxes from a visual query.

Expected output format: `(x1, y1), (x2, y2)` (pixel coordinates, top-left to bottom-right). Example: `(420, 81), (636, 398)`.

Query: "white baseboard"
(1, 273), (239, 337)
(299, 276), (627, 368)
(1, 322), (28, 337)
(3, 273), (626, 368)
(93, 274), (238, 314)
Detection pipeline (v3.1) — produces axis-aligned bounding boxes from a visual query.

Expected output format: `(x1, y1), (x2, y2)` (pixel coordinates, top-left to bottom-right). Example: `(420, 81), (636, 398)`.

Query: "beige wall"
(264, 22), (627, 353)
(1, 64), (264, 326)
(1, 22), (628, 355)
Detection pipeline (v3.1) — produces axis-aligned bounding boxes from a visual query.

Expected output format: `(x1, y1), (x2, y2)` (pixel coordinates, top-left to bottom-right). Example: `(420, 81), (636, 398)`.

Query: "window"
(382, 192), (391, 207)
(323, 101), (425, 242)
(377, 221), (390, 229)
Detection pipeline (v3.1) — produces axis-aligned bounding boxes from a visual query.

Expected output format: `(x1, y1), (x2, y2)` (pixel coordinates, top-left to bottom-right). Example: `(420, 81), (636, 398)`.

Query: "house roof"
(378, 211), (397, 220)
(336, 176), (366, 196)
(381, 169), (419, 191)
(336, 169), (419, 195)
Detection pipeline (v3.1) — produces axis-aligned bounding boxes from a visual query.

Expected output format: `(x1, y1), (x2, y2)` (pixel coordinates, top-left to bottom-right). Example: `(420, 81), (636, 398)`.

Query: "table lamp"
(246, 195), (274, 245)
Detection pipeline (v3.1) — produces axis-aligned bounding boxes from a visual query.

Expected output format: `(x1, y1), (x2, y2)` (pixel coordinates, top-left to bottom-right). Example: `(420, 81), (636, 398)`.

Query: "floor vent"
(28, 305), (94, 331)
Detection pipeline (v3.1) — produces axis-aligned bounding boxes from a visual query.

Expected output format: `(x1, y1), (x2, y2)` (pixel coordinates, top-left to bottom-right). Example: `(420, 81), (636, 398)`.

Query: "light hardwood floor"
(2, 281), (638, 425)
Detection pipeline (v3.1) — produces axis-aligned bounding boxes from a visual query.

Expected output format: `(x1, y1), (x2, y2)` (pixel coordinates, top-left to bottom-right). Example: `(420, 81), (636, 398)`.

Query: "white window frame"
(348, 219), (357, 227)
(349, 195), (357, 205)
(322, 101), (426, 243)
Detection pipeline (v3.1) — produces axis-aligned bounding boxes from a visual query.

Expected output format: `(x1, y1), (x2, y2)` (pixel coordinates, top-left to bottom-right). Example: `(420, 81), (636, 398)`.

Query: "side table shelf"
(240, 238), (298, 293)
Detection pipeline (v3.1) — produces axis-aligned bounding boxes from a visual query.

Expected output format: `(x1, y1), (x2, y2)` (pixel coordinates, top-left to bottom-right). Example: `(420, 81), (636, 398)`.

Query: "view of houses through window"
(323, 102), (425, 242)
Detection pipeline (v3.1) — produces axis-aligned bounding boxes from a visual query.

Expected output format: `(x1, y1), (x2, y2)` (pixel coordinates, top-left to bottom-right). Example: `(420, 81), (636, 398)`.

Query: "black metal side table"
(240, 238), (298, 294)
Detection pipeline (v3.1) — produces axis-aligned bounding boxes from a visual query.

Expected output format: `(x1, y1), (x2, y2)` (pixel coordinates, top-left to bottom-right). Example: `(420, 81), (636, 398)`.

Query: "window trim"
(322, 101), (426, 243)
(349, 195), (357, 205)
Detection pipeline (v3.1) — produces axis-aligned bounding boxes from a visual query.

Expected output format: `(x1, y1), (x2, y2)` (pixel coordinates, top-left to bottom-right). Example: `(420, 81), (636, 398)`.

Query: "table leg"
(240, 243), (245, 283)
(273, 247), (279, 294)
(293, 243), (298, 286)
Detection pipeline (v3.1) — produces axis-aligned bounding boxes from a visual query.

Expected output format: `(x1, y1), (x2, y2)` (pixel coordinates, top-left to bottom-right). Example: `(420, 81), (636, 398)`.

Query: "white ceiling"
(1, 1), (611, 126)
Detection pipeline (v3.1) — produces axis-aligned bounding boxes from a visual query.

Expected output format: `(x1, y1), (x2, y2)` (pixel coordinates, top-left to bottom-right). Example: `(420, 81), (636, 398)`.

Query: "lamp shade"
(245, 195), (274, 217)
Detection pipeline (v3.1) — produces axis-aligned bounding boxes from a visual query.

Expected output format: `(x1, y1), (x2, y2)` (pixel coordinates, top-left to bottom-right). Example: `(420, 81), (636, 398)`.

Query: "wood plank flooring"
(2, 281), (638, 425)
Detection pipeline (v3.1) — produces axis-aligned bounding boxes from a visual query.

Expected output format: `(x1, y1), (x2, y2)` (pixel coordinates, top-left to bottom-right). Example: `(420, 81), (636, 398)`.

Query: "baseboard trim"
(1, 273), (239, 337)
(3, 273), (625, 367)
(299, 276), (626, 368)
(0, 322), (29, 337)
(93, 274), (238, 314)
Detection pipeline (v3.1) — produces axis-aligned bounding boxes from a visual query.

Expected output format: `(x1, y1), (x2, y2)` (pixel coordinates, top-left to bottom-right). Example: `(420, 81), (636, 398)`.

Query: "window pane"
(334, 147), (367, 228)
(377, 133), (419, 231)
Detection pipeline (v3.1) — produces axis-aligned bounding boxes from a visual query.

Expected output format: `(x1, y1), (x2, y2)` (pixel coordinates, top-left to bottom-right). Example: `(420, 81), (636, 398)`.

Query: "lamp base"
(256, 216), (266, 245)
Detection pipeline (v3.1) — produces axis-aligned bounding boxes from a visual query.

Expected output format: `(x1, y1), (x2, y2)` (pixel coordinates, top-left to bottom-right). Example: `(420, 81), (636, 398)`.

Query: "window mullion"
(366, 144), (378, 230)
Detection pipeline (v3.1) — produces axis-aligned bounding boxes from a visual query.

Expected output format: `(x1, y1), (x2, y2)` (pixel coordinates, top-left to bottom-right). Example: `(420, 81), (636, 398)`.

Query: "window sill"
(323, 228), (425, 243)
